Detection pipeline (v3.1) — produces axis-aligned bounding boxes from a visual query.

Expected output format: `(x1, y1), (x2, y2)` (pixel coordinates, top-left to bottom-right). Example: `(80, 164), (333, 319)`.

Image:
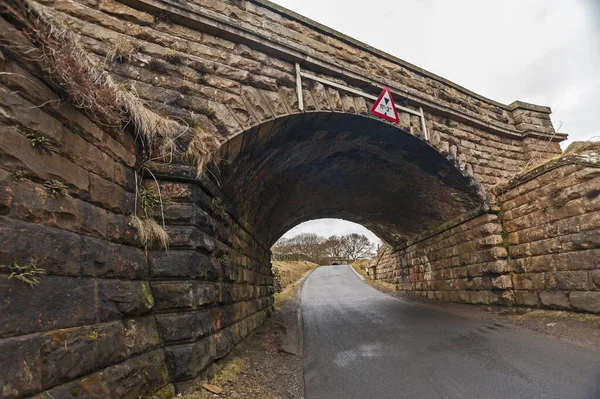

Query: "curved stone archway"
(216, 112), (485, 248)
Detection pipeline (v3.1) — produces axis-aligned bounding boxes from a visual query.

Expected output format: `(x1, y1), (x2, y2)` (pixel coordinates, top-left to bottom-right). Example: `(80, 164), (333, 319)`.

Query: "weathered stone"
(39, 317), (158, 389)
(149, 250), (220, 280)
(0, 334), (42, 398)
(546, 271), (589, 291)
(539, 291), (571, 310)
(152, 281), (218, 311)
(0, 216), (147, 279)
(515, 291), (539, 307)
(491, 275), (513, 289)
(569, 292), (600, 313)
(0, 275), (97, 338)
(165, 338), (213, 380)
(156, 310), (212, 343)
(96, 280), (154, 321)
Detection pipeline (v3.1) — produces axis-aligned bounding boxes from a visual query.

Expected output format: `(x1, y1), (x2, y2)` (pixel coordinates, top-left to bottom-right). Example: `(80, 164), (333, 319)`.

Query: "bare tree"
(323, 235), (344, 257)
(340, 233), (375, 261)
(272, 233), (326, 260)
(273, 232), (375, 262)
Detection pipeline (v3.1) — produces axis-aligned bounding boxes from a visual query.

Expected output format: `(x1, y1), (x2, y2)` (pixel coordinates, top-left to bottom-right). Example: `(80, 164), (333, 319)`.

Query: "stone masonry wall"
(498, 152), (600, 313)
(0, 23), (272, 398)
(376, 212), (513, 306)
(30, 0), (562, 190)
(375, 151), (600, 314)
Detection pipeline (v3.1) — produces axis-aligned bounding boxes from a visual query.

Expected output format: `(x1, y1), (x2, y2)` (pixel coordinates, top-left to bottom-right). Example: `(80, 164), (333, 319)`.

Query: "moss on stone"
(141, 281), (155, 307)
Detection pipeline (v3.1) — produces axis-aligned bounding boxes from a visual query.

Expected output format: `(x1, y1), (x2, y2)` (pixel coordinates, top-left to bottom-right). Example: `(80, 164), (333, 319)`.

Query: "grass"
(187, 127), (220, 177)
(8, 261), (47, 287)
(148, 59), (168, 73)
(43, 179), (68, 198)
(110, 39), (136, 63)
(272, 260), (318, 309)
(507, 309), (600, 325)
(163, 49), (183, 65)
(198, 106), (216, 118)
(129, 215), (169, 249)
(139, 185), (161, 216)
(180, 357), (274, 398)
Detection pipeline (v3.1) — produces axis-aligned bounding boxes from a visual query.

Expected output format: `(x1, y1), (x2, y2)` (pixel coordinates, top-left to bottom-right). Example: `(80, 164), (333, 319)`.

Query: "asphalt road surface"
(302, 265), (600, 399)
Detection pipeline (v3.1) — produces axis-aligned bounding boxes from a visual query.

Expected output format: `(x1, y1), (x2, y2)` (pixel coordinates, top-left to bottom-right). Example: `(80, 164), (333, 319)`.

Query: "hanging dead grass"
(129, 215), (169, 250)
(187, 126), (220, 177)
(3, 0), (208, 169)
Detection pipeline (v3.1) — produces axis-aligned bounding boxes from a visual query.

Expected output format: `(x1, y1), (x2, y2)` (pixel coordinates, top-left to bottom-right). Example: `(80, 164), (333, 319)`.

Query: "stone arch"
(214, 111), (487, 248)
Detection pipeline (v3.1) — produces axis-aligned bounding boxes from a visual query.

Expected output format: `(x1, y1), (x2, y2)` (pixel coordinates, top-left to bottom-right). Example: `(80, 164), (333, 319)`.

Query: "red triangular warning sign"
(370, 87), (399, 123)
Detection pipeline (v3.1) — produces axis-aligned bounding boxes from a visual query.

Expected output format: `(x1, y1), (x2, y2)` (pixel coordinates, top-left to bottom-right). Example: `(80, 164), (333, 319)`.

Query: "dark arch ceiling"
(217, 113), (484, 248)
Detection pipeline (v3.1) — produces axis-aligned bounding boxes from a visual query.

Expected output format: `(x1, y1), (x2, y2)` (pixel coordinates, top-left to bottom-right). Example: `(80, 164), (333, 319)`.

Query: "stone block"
(591, 270), (600, 289)
(0, 334), (42, 398)
(512, 273), (545, 290)
(36, 349), (169, 399)
(152, 281), (218, 311)
(149, 250), (220, 280)
(156, 310), (212, 343)
(515, 291), (539, 307)
(539, 291), (571, 310)
(0, 216), (147, 279)
(570, 292), (600, 313)
(96, 280), (154, 321)
(165, 338), (213, 380)
(491, 275), (513, 289)
(89, 173), (134, 214)
(546, 271), (589, 291)
(0, 275), (97, 338)
(167, 226), (216, 252)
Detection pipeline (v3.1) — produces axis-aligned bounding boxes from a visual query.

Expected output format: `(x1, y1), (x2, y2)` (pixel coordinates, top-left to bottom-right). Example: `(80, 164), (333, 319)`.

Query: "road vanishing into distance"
(301, 266), (600, 399)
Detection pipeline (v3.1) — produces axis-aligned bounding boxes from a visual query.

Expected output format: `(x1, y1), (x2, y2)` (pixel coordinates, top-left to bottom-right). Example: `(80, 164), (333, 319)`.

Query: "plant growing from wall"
(8, 260), (47, 287)
(44, 179), (68, 198)
(163, 49), (183, 65)
(26, 133), (51, 152)
(10, 169), (27, 181)
(9, 0), (224, 250)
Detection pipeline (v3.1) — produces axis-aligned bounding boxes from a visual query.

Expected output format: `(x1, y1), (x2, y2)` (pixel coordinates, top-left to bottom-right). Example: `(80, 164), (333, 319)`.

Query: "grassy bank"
(273, 260), (319, 309)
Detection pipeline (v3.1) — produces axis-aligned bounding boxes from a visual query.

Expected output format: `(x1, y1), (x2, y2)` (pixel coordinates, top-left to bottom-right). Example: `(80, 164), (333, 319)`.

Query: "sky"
(275, 0), (600, 245)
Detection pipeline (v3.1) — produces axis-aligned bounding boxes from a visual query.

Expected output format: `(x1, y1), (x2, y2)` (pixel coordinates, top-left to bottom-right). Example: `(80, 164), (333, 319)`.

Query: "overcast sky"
(276, 0), (600, 245)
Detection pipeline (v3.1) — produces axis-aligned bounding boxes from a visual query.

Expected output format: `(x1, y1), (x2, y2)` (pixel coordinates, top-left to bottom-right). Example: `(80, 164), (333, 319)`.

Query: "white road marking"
(347, 264), (365, 280)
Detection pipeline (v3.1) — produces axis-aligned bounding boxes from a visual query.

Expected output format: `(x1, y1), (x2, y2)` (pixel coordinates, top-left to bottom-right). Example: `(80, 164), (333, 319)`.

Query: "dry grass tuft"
(198, 106), (216, 118)
(15, 2), (124, 126)
(129, 215), (169, 249)
(163, 49), (183, 65)
(187, 127), (220, 176)
(112, 83), (186, 160)
(148, 58), (168, 73)
(109, 39), (136, 64)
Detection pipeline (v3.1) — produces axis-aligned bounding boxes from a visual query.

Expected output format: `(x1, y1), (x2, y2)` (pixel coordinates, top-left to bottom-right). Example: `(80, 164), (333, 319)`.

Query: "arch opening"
(217, 112), (485, 248)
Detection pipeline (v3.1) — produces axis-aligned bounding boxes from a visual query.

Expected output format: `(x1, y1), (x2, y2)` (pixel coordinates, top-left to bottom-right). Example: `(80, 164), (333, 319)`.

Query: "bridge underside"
(219, 113), (484, 247)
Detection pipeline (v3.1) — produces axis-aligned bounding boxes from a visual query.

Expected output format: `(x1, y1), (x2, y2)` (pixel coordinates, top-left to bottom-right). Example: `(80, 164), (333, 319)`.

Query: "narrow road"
(301, 265), (600, 399)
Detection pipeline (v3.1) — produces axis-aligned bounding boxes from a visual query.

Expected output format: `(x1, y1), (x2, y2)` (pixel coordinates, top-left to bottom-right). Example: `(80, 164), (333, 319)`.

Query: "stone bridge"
(0, 0), (598, 397)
